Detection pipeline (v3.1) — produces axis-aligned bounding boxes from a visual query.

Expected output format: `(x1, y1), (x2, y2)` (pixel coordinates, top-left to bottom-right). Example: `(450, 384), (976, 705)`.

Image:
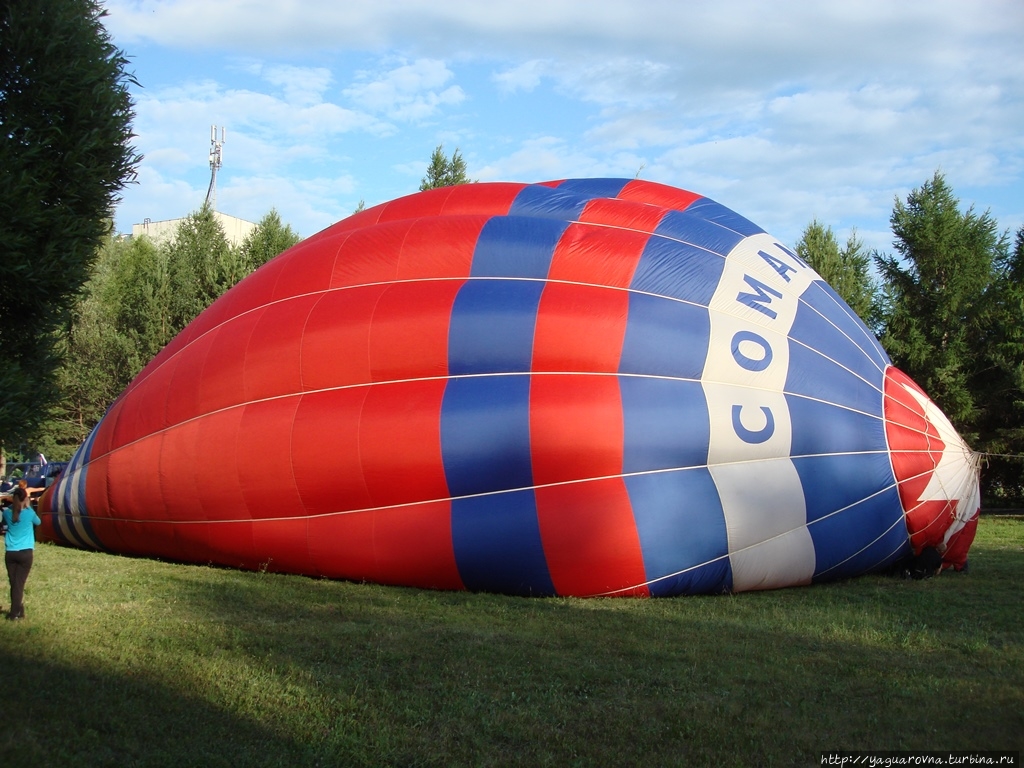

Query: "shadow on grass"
(146, 524), (1024, 763)
(9, 518), (1023, 766)
(0, 650), (313, 768)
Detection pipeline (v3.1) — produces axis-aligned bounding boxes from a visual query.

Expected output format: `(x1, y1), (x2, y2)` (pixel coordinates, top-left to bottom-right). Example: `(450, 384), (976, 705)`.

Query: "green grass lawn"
(1, 517), (1021, 767)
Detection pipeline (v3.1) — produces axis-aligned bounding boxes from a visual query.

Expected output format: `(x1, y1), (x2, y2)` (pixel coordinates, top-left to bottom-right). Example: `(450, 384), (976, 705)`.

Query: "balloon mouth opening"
(882, 366), (981, 569)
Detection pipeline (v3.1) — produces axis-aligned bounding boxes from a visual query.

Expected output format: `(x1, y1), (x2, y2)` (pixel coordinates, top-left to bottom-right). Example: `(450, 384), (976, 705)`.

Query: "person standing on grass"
(3, 485), (41, 621)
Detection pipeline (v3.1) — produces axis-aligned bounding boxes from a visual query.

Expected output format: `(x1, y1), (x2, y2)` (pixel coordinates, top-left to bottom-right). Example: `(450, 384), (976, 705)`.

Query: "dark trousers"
(6, 549), (33, 619)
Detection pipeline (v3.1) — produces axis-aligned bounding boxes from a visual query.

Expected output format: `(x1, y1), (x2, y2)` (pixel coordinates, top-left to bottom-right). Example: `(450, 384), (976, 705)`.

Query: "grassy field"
(1, 517), (1021, 767)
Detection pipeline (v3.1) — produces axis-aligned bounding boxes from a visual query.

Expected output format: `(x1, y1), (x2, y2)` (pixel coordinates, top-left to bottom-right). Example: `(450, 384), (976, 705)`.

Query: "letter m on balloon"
(737, 274), (783, 319)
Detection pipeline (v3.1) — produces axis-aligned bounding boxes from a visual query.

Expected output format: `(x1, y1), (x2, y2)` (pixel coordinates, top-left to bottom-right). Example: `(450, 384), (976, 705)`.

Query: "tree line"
(27, 206), (299, 461)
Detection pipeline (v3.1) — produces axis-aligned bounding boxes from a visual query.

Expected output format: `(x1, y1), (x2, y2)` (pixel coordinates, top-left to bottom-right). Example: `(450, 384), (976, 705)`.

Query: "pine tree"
(972, 227), (1024, 498)
(795, 220), (878, 327)
(875, 172), (1005, 432)
(165, 204), (236, 333)
(419, 145), (471, 190)
(238, 209), (301, 273)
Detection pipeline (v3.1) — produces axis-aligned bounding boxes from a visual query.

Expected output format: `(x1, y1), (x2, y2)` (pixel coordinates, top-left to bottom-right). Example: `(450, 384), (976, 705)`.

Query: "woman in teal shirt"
(3, 486), (41, 620)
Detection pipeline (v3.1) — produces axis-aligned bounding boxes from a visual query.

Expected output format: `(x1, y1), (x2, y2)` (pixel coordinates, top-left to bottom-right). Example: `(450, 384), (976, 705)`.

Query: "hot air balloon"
(39, 179), (980, 597)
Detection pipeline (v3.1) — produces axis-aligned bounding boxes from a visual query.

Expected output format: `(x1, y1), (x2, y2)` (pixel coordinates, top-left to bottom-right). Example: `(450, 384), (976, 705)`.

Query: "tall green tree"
(42, 236), (142, 457)
(34, 233), (163, 458)
(420, 144), (471, 190)
(104, 234), (171, 368)
(165, 204), (237, 333)
(875, 172), (1006, 433)
(795, 220), (878, 327)
(971, 226), (1024, 498)
(0, 0), (140, 448)
(238, 208), (301, 273)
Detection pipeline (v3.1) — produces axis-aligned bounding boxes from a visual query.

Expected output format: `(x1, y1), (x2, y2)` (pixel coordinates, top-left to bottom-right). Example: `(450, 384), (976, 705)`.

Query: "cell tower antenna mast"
(205, 125), (225, 209)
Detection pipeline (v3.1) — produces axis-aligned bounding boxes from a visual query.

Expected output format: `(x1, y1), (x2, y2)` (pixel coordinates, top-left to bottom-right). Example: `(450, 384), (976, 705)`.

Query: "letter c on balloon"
(732, 404), (775, 444)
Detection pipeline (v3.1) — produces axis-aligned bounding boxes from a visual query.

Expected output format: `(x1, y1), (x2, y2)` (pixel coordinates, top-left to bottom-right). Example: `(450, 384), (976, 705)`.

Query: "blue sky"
(104, 0), (1024, 255)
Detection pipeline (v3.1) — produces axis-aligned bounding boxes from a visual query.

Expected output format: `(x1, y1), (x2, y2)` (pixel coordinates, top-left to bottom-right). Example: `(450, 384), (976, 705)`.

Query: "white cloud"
(344, 58), (466, 121)
(584, 112), (701, 152)
(131, 77), (389, 175)
(257, 64), (334, 108)
(104, 0), (1024, 250)
(493, 60), (548, 94)
(553, 58), (675, 108)
(103, 1), (1021, 81)
(476, 137), (592, 182)
(117, 165), (205, 229)
(219, 173), (358, 236)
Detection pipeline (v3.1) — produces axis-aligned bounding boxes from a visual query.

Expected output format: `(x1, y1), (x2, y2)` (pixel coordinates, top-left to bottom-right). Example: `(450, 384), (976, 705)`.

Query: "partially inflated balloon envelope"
(39, 179), (981, 596)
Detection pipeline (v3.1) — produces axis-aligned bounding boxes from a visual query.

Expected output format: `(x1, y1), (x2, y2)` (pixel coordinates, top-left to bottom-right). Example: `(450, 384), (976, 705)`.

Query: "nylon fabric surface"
(39, 178), (981, 596)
